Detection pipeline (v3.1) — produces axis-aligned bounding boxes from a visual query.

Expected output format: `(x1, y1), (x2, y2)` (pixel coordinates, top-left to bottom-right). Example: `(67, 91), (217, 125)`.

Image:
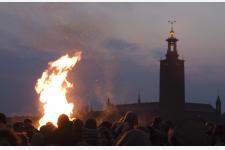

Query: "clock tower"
(159, 21), (185, 120)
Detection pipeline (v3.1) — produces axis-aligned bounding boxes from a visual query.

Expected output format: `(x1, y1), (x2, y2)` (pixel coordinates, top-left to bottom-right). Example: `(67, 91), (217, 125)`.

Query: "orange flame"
(35, 51), (82, 128)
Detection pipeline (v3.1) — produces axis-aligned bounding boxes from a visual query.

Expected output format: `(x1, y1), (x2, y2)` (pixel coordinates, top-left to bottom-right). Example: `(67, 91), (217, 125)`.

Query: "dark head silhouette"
(152, 116), (162, 129)
(73, 119), (84, 130)
(13, 122), (24, 132)
(85, 118), (97, 129)
(46, 122), (55, 128)
(57, 114), (70, 128)
(0, 113), (7, 128)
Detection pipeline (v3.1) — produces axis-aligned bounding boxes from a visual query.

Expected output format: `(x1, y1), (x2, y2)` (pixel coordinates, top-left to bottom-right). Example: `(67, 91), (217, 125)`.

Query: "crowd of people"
(0, 111), (225, 146)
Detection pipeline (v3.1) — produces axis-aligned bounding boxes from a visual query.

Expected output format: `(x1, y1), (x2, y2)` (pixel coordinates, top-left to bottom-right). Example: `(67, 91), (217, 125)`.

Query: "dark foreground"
(0, 111), (225, 146)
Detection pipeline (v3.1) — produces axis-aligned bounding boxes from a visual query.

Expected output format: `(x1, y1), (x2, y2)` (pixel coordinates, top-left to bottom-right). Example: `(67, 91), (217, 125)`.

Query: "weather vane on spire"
(168, 20), (176, 31)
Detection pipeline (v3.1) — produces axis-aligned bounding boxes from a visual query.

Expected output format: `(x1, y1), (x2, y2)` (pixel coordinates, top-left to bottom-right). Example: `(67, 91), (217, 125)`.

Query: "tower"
(138, 90), (141, 104)
(107, 97), (111, 107)
(159, 21), (185, 119)
(216, 90), (221, 115)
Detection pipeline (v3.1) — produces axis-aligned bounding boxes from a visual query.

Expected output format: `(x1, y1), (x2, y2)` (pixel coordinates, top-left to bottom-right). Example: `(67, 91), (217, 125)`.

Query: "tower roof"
(107, 97), (111, 105)
(216, 89), (221, 104)
(138, 90), (141, 104)
(165, 20), (179, 59)
(167, 20), (178, 40)
(216, 95), (221, 104)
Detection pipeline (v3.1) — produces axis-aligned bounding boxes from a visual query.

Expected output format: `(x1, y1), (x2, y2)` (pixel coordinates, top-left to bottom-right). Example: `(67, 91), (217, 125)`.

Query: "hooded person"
(98, 121), (112, 146)
(13, 122), (29, 145)
(23, 119), (37, 141)
(113, 111), (139, 145)
(122, 111), (138, 132)
(82, 118), (99, 146)
(123, 111), (138, 130)
(116, 129), (151, 146)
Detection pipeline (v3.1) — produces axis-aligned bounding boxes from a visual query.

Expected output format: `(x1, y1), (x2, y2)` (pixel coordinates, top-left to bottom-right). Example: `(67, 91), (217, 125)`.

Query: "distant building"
(159, 24), (185, 121)
(104, 23), (223, 125)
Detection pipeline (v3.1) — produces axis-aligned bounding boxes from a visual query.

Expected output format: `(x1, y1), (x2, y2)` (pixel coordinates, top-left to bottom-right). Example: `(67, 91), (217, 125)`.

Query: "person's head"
(45, 122), (56, 131)
(123, 111), (138, 129)
(73, 119), (84, 130)
(85, 118), (97, 129)
(72, 119), (84, 143)
(22, 119), (36, 141)
(0, 113), (7, 128)
(0, 129), (19, 146)
(151, 116), (162, 129)
(13, 122), (25, 133)
(57, 114), (70, 128)
(40, 123), (55, 135)
(39, 125), (46, 134)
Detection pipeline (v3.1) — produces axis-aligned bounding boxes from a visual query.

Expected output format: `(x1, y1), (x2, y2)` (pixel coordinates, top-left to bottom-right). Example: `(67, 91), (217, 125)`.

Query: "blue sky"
(0, 3), (224, 116)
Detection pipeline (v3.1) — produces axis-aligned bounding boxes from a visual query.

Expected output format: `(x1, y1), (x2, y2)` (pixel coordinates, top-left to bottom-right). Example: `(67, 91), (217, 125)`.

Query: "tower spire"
(168, 20), (176, 31)
(107, 97), (111, 106)
(138, 90), (141, 104)
(166, 20), (179, 59)
(168, 20), (176, 38)
(216, 89), (221, 115)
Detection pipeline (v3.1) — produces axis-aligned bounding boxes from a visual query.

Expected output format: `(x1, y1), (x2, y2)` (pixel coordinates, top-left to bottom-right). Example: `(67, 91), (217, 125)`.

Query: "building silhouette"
(104, 24), (223, 125)
(216, 95), (221, 115)
(160, 25), (185, 121)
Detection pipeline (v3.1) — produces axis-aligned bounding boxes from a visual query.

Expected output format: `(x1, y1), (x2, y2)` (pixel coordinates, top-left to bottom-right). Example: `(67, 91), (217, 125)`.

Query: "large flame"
(35, 51), (82, 128)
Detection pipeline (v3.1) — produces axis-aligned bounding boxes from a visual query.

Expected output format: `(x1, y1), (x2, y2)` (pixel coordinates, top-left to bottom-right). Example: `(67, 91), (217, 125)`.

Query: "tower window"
(170, 44), (174, 51)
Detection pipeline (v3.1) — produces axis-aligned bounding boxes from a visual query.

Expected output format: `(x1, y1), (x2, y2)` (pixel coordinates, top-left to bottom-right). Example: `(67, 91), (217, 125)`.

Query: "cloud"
(103, 38), (139, 51)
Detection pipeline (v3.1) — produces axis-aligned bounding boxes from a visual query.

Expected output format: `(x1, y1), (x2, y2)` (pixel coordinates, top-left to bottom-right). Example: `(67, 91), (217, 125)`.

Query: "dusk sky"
(0, 3), (225, 116)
